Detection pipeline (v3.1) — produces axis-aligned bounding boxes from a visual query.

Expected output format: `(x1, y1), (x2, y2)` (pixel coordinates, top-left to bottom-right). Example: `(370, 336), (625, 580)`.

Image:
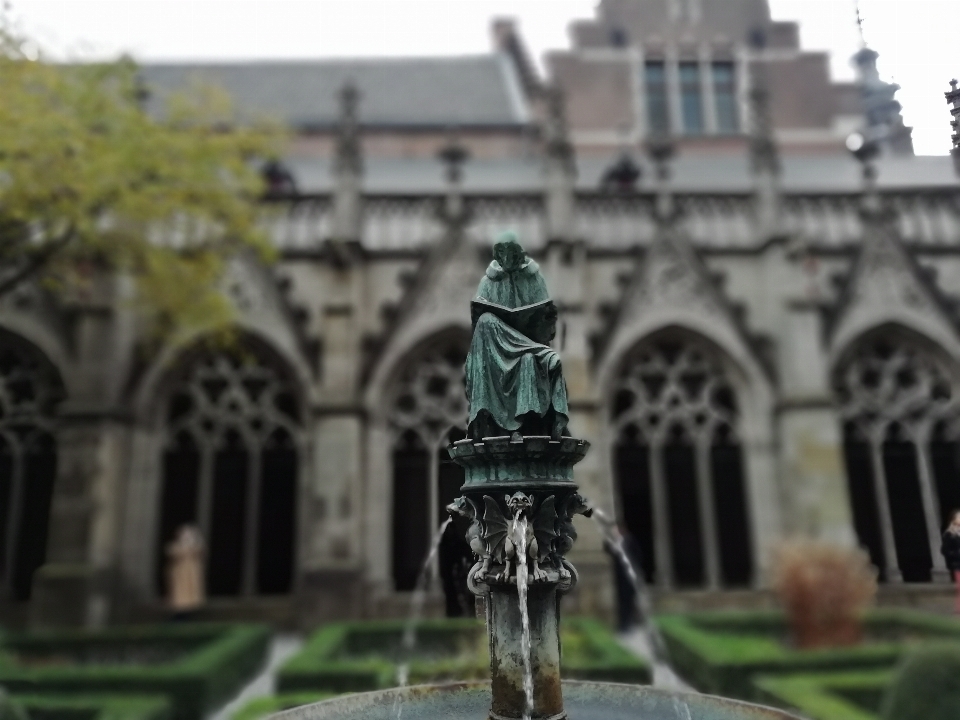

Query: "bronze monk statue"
(466, 232), (569, 440)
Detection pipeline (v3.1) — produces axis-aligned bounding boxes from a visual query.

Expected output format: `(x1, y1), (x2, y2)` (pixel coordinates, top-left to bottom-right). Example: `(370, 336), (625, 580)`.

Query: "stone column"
(777, 302), (857, 547)
(488, 584), (563, 720)
(32, 280), (133, 627)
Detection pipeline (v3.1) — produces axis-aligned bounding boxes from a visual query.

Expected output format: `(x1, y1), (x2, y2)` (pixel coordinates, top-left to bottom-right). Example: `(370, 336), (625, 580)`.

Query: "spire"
(332, 82), (362, 241)
(747, 28), (781, 240)
(851, 45), (914, 155)
(542, 85), (576, 242)
(945, 79), (960, 176)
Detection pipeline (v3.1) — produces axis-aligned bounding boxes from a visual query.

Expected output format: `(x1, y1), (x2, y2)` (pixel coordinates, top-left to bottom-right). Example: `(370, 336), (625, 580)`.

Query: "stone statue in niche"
(466, 231), (569, 440)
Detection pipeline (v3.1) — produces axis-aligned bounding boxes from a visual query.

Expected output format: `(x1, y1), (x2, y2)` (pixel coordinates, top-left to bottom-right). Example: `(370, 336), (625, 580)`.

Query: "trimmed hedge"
(277, 617), (649, 693)
(0, 624), (270, 720)
(231, 693), (334, 720)
(560, 618), (651, 684)
(658, 609), (960, 701)
(277, 618), (485, 694)
(753, 671), (888, 720)
(13, 694), (172, 720)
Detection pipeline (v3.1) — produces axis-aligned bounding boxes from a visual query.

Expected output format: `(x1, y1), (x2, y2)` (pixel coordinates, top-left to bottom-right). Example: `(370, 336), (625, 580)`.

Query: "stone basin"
(272, 681), (801, 720)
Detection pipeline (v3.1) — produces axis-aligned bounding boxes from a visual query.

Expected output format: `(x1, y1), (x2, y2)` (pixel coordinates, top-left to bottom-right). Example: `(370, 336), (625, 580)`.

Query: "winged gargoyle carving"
(446, 495), (484, 571)
(462, 492), (558, 583)
(555, 492), (593, 580)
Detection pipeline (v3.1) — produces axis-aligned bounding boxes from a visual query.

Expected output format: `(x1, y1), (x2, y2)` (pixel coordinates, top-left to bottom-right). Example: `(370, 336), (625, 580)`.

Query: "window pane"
(679, 62), (703, 135)
(712, 62), (738, 134)
(645, 62), (670, 135)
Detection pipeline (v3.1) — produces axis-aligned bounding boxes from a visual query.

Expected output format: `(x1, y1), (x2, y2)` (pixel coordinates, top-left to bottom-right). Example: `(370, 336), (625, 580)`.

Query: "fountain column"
(445, 232), (591, 720)
(449, 437), (589, 720)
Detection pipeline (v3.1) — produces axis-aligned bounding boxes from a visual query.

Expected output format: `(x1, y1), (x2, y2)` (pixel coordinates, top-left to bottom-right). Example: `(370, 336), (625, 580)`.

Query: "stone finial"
(847, 130), (882, 214)
(543, 86), (574, 165)
(946, 79), (960, 176)
(334, 82), (361, 174)
(331, 82), (362, 242)
(542, 85), (576, 241)
(646, 135), (675, 220)
(438, 134), (470, 224)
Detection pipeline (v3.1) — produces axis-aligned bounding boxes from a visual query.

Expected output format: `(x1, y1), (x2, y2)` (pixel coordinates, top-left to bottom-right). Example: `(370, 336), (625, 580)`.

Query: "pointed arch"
(606, 325), (757, 590)
(152, 332), (304, 597)
(373, 327), (473, 598)
(833, 322), (960, 583)
(0, 327), (65, 600)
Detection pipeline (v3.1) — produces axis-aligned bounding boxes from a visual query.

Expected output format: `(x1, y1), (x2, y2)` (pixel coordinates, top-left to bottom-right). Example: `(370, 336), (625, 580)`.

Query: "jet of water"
(513, 514), (534, 720)
(393, 516), (453, 720)
(590, 507), (689, 690)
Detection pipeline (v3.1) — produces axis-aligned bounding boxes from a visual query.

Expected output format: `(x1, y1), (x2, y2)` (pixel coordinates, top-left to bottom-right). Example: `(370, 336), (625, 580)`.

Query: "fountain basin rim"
(268, 680), (804, 720)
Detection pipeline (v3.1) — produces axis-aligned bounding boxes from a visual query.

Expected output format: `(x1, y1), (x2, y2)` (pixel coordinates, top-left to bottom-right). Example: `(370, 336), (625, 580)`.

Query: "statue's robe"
(465, 312), (568, 433)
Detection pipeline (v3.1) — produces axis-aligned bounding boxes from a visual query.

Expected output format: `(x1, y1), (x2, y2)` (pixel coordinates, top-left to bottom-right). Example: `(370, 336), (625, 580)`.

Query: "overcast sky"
(6, 0), (959, 155)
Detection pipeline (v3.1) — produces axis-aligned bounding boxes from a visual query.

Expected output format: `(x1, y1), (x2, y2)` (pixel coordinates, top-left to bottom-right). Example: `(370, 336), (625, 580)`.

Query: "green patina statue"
(466, 232), (569, 440)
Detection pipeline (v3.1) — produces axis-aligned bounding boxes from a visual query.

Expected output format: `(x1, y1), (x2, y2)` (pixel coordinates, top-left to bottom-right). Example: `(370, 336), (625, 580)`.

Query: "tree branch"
(0, 228), (75, 299)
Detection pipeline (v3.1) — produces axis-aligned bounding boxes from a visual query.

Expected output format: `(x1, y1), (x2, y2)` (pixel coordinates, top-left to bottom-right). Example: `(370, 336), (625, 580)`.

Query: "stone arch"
(133, 322), (315, 426)
(0, 326), (65, 600)
(150, 332), (305, 598)
(377, 327), (473, 606)
(833, 323), (960, 583)
(605, 325), (758, 590)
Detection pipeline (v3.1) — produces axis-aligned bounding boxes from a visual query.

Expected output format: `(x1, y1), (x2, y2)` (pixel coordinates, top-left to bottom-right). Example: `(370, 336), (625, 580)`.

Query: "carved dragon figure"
(556, 492), (593, 580)
(447, 491), (593, 585)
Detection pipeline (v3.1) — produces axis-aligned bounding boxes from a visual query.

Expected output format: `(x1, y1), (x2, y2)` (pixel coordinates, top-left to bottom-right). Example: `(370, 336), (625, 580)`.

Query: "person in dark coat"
(940, 509), (960, 615)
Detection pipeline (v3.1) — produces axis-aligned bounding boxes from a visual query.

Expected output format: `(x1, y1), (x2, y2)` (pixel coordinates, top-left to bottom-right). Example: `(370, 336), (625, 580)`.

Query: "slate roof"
(138, 54), (530, 129)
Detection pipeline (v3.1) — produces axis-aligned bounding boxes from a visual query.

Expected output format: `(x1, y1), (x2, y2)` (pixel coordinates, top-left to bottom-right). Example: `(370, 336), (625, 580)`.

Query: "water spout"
(513, 514), (534, 720)
(394, 517), (453, 720)
(590, 506), (688, 690)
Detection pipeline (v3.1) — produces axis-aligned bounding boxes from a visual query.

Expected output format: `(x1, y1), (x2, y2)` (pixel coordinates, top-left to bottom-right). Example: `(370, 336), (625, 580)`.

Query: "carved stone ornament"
(446, 490), (592, 591)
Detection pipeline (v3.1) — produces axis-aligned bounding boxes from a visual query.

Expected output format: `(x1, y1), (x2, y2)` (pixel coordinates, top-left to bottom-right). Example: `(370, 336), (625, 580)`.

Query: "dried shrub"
(771, 540), (877, 649)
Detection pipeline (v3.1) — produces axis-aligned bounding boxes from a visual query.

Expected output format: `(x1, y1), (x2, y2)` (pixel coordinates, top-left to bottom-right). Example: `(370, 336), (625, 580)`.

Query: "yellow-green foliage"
(0, 18), (282, 339)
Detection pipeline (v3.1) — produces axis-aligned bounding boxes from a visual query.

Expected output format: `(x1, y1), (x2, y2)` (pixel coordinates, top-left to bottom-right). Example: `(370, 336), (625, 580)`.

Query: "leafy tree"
(0, 18), (282, 339)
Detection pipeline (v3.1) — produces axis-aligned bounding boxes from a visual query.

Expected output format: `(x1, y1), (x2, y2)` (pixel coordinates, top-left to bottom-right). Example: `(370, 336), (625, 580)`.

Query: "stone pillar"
(32, 413), (129, 627)
(488, 584), (563, 720)
(778, 302), (856, 546)
(32, 277), (133, 627)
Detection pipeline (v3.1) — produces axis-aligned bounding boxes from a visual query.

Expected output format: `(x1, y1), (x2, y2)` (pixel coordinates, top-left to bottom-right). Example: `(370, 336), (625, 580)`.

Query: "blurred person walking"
(166, 525), (206, 619)
(941, 510), (960, 615)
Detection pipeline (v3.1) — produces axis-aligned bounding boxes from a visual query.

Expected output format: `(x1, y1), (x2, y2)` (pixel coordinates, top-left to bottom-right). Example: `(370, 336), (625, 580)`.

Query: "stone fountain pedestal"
(448, 435), (588, 720)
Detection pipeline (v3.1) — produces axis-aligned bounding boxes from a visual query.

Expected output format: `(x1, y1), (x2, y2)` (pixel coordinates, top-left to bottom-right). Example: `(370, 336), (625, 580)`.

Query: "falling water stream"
(513, 514), (534, 720)
(393, 517), (453, 720)
(591, 507), (688, 690)
(395, 506), (687, 720)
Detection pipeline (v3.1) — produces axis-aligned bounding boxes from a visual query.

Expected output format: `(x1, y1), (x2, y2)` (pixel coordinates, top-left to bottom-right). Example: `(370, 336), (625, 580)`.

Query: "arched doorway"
(388, 332), (472, 614)
(0, 329), (62, 600)
(610, 330), (753, 589)
(835, 329), (960, 582)
(156, 339), (301, 597)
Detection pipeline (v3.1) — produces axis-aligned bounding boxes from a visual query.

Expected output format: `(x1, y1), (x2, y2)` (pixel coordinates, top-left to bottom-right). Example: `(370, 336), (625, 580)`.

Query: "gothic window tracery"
(0, 330), (62, 600)
(388, 333), (470, 599)
(157, 341), (300, 597)
(611, 331), (752, 589)
(835, 330), (960, 582)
